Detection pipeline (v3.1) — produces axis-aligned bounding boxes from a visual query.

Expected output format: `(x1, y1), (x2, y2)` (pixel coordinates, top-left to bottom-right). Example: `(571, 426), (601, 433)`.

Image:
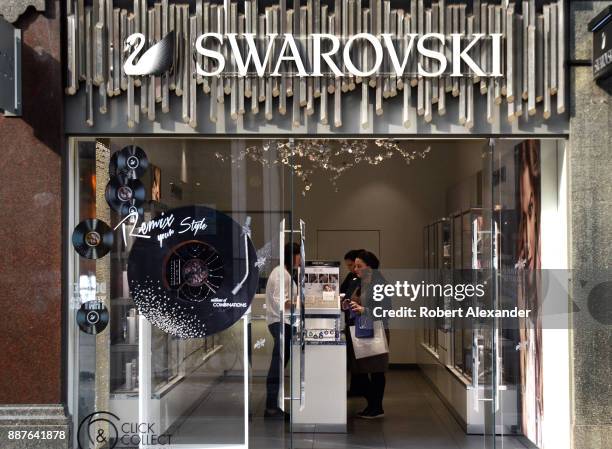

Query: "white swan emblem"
(124, 30), (175, 76)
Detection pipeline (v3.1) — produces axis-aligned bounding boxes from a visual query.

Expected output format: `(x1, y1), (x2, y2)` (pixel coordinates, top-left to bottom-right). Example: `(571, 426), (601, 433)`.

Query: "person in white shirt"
(264, 242), (301, 418)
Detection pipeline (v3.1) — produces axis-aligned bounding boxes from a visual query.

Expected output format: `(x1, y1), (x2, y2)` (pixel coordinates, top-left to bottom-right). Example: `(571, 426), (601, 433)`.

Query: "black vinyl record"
(72, 219), (114, 259)
(115, 145), (149, 178)
(128, 206), (259, 338)
(105, 176), (145, 213)
(77, 301), (109, 334)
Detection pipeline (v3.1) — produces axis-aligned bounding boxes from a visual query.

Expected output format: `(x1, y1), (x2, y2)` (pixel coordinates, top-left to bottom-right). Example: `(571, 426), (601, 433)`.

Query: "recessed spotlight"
(196, 182), (201, 186)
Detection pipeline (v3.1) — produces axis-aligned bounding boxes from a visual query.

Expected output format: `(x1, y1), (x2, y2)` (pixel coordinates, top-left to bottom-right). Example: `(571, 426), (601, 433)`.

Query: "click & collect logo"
(78, 411), (172, 449)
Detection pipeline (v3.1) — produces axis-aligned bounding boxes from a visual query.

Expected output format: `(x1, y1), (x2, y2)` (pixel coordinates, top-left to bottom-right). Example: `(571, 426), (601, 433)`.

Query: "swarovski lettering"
(141, 32), (503, 78)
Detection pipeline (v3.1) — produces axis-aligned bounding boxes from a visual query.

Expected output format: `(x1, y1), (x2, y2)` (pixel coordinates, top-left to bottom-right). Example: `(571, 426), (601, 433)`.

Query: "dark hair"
(284, 242), (301, 271)
(344, 249), (365, 261)
(356, 250), (380, 270)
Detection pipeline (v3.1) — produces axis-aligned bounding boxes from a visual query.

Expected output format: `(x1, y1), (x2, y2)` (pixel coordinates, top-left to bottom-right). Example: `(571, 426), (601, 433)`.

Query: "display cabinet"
(422, 219), (451, 353)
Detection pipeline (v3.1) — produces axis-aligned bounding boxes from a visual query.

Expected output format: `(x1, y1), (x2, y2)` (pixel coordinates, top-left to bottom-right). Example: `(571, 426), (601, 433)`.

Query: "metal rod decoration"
(458, 5), (466, 125)
(424, 9), (432, 123)
(556, 0), (565, 114)
(543, 5), (551, 119)
(321, 5), (329, 125)
(66, 0), (565, 129)
(161, 1), (169, 111)
(515, 12), (523, 117)
(480, 3), (487, 94)
(106, 0), (114, 96)
(506, 4), (514, 103)
(190, 14), (198, 127)
(67, 14), (78, 95)
(431, 3), (438, 104)
(149, 8), (156, 122)
(494, 5), (501, 105)
(360, 7), (369, 129)
(536, 14), (544, 103)
(527, 23), (536, 115)
(550, 2), (557, 95)
(86, 7), (94, 126)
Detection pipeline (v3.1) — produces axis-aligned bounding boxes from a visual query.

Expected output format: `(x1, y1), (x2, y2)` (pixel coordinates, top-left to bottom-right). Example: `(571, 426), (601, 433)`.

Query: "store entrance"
(69, 137), (569, 449)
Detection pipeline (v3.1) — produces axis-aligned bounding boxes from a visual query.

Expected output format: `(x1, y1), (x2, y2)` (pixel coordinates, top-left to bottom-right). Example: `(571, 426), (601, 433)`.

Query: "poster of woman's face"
(151, 165), (162, 201)
(515, 140), (542, 448)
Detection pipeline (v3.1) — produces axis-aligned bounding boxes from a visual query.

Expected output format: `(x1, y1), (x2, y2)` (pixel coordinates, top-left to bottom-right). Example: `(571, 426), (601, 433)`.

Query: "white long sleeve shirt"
(265, 265), (297, 326)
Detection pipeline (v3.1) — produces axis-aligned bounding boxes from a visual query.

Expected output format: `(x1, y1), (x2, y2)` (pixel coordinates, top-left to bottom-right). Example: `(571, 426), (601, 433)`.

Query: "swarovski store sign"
(64, 0), (569, 135)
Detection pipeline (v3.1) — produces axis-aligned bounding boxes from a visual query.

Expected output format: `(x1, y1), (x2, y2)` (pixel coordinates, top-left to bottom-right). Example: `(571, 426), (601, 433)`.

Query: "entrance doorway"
(68, 137), (569, 449)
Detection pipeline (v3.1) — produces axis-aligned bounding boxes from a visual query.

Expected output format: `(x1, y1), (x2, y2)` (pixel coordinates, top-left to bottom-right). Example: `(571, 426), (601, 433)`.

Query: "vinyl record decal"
(105, 176), (145, 213)
(109, 146), (149, 179)
(128, 206), (258, 338)
(77, 301), (109, 334)
(72, 219), (114, 259)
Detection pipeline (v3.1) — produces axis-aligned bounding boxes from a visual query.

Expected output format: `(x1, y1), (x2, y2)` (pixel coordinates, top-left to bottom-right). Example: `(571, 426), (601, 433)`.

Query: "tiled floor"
(172, 367), (530, 449)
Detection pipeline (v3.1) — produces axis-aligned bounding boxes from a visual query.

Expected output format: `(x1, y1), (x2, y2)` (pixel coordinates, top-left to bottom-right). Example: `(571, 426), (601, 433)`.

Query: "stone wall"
(568, 2), (612, 449)
(0, 1), (69, 448)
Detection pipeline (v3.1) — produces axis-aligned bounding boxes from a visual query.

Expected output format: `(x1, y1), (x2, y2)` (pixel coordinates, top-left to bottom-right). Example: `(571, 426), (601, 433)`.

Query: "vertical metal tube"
(494, 5), (501, 104)
(480, 3), (487, 94)
(556, 0), (565, 114)
(190, 14), (198, 127)
(306, 0), (314, 115)
(154, 3), (161, 102)
(217, 5), (226, 103)
(527, 24), (536, 115)
(196, 0), (203, 86)
(416, 0), (424, 113)
(120, 9), (128, 92)
(550, 3), (557, 95)
(452, 5), (459, 97)
(113, 8), (121, 96)
(543, 5), (551, 119)
(360, 8), (369, 129)
(266, 7), (274, 119)
(149, 8), (156, 121)
(77, 0), (85, 80)
(514, 13), (523, 118)
(466, 14), (474, 129)
(536, 14), (543, 103)
(437, 3), (446, 114)
(210, 4), (218, 122)
(106, 0), (114, 96)
(287, 7), (294, 98)
(161, 0), (169, 112)
(396, 8), (404, 91)
(169, 3), (175, 90)
(202, 2), (210, 93)
(230, 2), (238, 121)
(239, 13), (246, 115)
(424, 9), (432, 123)
(458, 5), (466, 124)
(506, 4), (514, 103)
(86, 7), (94, 126)
(320, 5), (329, 125)
(66, 14), (78, 95)
(127, 13), (135, 128)
(410, 0), (417, 87)
(431, 3), (438, 104)
(522, 1), (529, 100)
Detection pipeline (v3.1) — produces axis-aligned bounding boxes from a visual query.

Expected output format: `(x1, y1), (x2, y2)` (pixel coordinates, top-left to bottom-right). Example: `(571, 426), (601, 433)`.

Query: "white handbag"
(350, 320), (389, 359)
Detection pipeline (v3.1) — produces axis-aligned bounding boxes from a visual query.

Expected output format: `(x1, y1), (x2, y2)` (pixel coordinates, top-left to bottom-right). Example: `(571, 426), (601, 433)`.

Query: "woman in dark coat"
(349, 250), (392, 419)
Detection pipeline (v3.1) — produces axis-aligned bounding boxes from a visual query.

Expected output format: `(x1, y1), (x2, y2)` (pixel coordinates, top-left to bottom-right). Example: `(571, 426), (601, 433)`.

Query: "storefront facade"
(0, 1), (611, 449)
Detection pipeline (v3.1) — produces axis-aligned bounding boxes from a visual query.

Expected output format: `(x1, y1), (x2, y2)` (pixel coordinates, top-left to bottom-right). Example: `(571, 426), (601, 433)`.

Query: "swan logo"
(124, 31), (175, 76)
(602, 32), (607, 51)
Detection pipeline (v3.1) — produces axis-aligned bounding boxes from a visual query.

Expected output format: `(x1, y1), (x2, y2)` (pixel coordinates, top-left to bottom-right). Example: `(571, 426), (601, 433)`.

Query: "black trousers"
(364, 372), (386, 411)
(266, 322), (291, 409)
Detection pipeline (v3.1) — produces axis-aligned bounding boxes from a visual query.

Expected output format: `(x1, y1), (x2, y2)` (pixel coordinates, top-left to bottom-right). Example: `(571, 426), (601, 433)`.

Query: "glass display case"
(422, 219), (451, 353)
(450, 208), (492, 384)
